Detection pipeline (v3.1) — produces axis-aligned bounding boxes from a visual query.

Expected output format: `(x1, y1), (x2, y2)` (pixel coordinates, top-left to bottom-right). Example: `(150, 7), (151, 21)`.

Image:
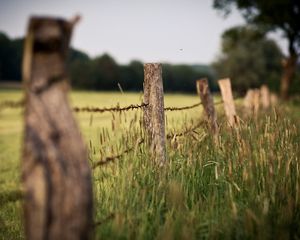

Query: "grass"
(0, 89), (300, 239)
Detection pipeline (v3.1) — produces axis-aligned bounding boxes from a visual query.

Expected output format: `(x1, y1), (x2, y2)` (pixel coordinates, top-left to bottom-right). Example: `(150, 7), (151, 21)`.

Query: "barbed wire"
(164, 102), (201, 111)
(93, 213), (115, 227)
(92, 138), (144, 169)
(0, 99), (24, 111)
(73, 103), (148, 113)
(0, 99), (225, 114)
(167, 120), (206, 139)
(164, 100), (224, 111)
(92, 121), (205, 169)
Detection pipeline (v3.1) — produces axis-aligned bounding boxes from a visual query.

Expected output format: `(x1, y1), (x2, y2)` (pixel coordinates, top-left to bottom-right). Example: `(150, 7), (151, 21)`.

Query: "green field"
(1, 89), (300, 239)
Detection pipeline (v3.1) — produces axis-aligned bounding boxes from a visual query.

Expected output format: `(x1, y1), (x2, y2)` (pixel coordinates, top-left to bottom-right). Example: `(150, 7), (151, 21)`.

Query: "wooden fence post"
(270, 93), (279, 107)
(243, 89), (254, 114)
(143, 63), (166, 166)
(22, 16), (93, 240)
(260, 85), (271, 109)
(218, 78), (237, 126)
(253, 89), (260, 116)
(196, 79), (218, 136)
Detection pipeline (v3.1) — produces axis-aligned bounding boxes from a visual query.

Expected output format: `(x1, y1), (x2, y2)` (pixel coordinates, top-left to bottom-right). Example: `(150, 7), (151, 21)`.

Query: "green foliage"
(0, 33), (23, 81)
(213, 0), (300, 61)
(213, 26), (283, 93)
(0, 32), (215, 93)
(213, 0), (300, 97)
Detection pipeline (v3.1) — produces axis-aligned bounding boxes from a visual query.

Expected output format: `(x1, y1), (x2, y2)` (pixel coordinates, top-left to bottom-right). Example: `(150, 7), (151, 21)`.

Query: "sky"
(0, 0), (287, 65)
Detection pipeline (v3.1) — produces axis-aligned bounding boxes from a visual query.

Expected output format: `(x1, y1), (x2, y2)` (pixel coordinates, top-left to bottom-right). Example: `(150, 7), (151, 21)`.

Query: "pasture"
(0, 89), (300, 239)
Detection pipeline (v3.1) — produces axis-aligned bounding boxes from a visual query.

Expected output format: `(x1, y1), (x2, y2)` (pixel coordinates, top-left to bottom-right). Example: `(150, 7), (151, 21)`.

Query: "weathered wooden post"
(143, 63), (166, 166)
(218, 78), (237, 126)
(196, 79), (218, 136)
(260, 85), (271, 109)
(243, 89), (254, 115)
(243, 89), (253, 109)
(22, 16), (93, 240)
(253, 89), (260, 116)
(270, 93), (279, 107)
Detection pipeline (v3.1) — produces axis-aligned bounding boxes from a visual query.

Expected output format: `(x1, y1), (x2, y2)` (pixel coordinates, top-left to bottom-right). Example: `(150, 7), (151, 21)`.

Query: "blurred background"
(0, 0), (299, 97)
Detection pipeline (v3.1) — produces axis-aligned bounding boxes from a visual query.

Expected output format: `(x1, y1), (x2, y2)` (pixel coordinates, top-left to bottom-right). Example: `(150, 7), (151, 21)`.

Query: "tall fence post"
(22, 16), (93, 240)
(218, 78), (237, 126)
(143, 63), (166, 166)
(196, 79), (218, 136)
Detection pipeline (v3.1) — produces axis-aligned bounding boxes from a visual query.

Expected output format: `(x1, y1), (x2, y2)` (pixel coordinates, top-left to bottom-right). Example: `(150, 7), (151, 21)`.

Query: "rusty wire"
(73, 103), (148, 113)
(167, 120), (206, 139)
(93, 213), (115, 227)
(92, 138), (144, 169)
(0, 98), (225, 113)
(164, 102), (201, 111)
(0, 99), (24, 111)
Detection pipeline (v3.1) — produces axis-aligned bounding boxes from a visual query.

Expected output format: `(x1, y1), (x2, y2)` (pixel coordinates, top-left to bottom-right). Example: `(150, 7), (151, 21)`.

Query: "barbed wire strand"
(0, 99), (225, 113)
(0, 99), (24, 111)
(93, 213), (115, 227)
(73, 103), (148, 113)
(92, 138), (144, 169)
(167, 120), (206, 139)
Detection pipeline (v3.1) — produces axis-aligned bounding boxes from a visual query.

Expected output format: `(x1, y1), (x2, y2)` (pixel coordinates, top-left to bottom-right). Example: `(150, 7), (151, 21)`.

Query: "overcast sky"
(0, 0), (287, 64)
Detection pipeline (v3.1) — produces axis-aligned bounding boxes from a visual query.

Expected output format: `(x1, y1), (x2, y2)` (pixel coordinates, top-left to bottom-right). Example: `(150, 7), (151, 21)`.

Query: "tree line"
(1, 29), (299, 95)
(0, 32), (216, 93)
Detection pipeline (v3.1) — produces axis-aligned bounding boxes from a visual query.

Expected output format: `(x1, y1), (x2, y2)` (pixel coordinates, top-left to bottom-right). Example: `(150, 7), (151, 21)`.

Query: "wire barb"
(167, 120), (205, 139)
(73, 103), (148, 113)
(0, 99), (24, 111)
(92, 139), (144, 169)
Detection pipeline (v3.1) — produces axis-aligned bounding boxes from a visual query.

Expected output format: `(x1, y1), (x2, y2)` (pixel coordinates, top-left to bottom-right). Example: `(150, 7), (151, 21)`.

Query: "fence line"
(92, 120), (206, 169)
(0, 99), (225, 113)
(4, 14), (278, 239)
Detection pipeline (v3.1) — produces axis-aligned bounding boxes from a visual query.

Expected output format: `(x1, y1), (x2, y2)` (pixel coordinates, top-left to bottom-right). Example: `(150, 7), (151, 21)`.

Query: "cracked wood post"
(218, 78), (238, 126)
(143, 63), (166, 166)
(22, 16), (93, 240)
(196, 79), (218, 137)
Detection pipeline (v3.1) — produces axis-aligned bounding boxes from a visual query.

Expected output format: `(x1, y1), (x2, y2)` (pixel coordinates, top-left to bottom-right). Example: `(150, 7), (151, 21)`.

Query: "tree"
(91, 54), (120, 90)
(213, 26), (283, 93)
(213, 0), (300, 99)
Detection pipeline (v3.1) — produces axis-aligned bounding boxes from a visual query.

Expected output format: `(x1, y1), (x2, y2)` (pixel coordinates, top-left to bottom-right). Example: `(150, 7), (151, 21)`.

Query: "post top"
(218, 78), (230, 83)
(144, 63), (161, 66)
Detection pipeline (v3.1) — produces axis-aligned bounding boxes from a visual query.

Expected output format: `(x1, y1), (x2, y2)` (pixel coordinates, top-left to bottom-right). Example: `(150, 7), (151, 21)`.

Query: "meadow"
(0, 89), (300, 239)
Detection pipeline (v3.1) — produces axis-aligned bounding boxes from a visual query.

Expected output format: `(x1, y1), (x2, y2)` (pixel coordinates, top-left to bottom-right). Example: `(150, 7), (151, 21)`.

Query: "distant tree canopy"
(0, 32), (215, 93)
(213, 26), (283, 94)
(0, 33), (23, 80)
(213, 0), (300, 99)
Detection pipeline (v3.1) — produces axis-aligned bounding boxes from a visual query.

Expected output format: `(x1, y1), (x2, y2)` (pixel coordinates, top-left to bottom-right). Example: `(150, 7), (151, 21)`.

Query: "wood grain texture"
(22, 16), (93, 240)
(143, 63), (166, 166)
